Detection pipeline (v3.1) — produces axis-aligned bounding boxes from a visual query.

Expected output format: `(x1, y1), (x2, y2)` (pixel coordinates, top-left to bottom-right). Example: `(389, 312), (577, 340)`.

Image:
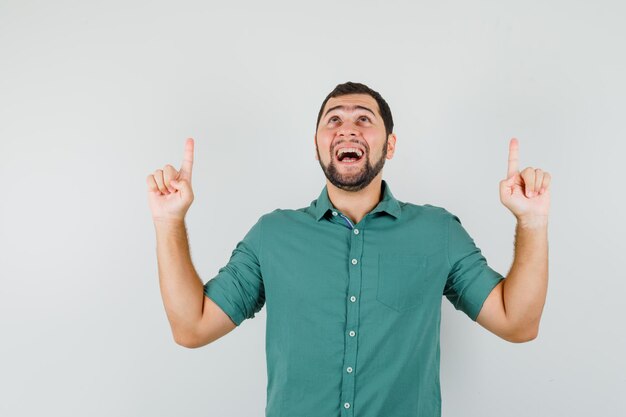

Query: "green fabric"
(203, 179), (505, 417)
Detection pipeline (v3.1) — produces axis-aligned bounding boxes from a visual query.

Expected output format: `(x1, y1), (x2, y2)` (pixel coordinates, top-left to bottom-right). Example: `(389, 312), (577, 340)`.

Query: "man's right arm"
(154, 219), (236, 348)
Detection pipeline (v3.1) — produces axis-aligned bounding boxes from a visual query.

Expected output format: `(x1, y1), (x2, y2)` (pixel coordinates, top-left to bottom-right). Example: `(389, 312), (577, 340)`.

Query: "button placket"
(341, 218), (364, 417)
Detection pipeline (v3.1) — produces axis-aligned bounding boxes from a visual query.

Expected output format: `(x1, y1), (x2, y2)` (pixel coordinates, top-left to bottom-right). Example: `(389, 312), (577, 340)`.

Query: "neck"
(326, 175), (384, 225)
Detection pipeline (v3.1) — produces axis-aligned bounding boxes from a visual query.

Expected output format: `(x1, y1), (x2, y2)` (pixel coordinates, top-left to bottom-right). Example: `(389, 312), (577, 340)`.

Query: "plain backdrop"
(1, 0), (624, 416)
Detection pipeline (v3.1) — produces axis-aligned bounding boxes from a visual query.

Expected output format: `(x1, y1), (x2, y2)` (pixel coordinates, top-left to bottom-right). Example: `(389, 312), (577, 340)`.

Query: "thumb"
(169, 178), (192, 194)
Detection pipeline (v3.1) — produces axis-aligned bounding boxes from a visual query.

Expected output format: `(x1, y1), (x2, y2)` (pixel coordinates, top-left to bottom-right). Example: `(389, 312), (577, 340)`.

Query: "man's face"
(315, 94), (396, 192)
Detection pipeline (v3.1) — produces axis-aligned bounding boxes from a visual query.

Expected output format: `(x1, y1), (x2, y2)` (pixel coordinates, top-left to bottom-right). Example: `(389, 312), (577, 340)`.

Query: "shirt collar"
(313, 179), (402, 222)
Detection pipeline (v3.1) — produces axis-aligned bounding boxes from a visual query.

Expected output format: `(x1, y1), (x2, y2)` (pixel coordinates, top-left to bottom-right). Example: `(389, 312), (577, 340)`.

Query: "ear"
(386, 133), (397, 159)
(314, 134), (319, 160)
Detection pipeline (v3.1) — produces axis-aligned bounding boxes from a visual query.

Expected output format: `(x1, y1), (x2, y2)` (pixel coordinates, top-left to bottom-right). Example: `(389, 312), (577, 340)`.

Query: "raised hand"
(499, 138), (551, 226)
(146, 138), (195, 223)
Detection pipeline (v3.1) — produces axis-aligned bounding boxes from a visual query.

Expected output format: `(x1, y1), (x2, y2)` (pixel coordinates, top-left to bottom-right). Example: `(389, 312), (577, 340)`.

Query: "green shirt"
(203, 179), (505, 417)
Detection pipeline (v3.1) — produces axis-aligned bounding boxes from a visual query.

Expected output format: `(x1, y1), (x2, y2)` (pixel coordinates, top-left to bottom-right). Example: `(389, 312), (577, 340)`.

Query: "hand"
(499, 138), (551, 225)
(146, 138), (195, 223)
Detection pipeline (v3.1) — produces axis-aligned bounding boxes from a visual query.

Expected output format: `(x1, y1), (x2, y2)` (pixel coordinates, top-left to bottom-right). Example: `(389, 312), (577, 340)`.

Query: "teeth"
(337, 147), (364, 157)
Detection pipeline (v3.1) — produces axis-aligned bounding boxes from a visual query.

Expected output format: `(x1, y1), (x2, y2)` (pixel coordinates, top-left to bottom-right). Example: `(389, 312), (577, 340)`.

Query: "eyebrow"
(323, 105), (377, 120)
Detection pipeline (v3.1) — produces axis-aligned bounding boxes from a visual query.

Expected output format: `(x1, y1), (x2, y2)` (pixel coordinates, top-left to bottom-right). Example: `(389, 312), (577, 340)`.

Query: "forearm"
(503, 216), (549, 339)
(154, 219), (204, 344)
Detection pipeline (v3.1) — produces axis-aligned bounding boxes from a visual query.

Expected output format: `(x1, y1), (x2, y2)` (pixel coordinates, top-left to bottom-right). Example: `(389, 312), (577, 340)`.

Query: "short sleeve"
(203, 215), (265, 326)
(444, 213), (505, 321)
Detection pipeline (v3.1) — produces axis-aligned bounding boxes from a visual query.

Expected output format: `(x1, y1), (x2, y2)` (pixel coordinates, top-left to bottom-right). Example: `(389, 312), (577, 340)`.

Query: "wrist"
(516, 215), (548, 230)
(153, 217), (186, 229)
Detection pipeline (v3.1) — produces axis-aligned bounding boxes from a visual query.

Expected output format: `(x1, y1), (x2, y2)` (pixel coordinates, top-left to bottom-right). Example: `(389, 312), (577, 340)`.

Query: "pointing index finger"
(507, 137), (519, 178)
(179, 137), (194, 180)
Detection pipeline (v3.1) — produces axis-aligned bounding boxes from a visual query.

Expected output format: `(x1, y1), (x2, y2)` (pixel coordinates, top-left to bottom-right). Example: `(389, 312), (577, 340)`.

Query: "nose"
(337, 120), (360, 137)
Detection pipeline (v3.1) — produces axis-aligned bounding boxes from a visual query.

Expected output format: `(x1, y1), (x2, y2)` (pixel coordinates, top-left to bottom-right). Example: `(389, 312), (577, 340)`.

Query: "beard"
(316, 137), (388, 192)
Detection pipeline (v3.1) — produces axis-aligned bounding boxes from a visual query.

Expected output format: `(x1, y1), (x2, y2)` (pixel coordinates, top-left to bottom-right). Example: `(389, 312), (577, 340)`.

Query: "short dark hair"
(316, 81), (394, 138)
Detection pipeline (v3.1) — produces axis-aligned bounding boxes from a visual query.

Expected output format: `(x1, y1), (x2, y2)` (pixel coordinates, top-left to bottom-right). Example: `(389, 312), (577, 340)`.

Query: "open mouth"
(335, 147), (365, 164)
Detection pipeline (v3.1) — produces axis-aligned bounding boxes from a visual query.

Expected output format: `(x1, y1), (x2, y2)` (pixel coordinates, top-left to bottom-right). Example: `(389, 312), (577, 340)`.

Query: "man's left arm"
(476, 137), (551, 343)
(477, 217), (548, 342)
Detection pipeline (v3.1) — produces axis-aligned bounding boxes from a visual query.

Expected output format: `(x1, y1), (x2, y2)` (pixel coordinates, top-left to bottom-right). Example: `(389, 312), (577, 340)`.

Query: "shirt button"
(344, 402), (351, 409)
(347, 367), (353, 373)
(351, 259), (358, 265)
(349, 330), (356, 337)
(350, 296), (356, 302)
(332, 211), (338, 216)
(353, 228), (359, 234)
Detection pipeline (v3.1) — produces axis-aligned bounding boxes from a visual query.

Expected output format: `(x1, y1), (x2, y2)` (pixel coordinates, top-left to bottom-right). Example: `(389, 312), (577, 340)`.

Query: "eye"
(328, 116), (340, 123)
(359, 116), (371, 122)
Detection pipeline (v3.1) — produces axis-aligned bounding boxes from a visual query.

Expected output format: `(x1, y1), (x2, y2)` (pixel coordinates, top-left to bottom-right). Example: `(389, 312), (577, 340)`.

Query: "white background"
(1, 0), (624, 416)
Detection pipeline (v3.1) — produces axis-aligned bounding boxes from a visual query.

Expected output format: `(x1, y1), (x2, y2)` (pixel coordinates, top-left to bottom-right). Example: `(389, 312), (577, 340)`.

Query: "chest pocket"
(376, 252), (431, 312)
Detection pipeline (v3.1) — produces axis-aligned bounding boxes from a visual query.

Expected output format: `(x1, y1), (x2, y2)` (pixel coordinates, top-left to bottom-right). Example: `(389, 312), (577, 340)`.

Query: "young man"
(147, 81), (551, 417)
